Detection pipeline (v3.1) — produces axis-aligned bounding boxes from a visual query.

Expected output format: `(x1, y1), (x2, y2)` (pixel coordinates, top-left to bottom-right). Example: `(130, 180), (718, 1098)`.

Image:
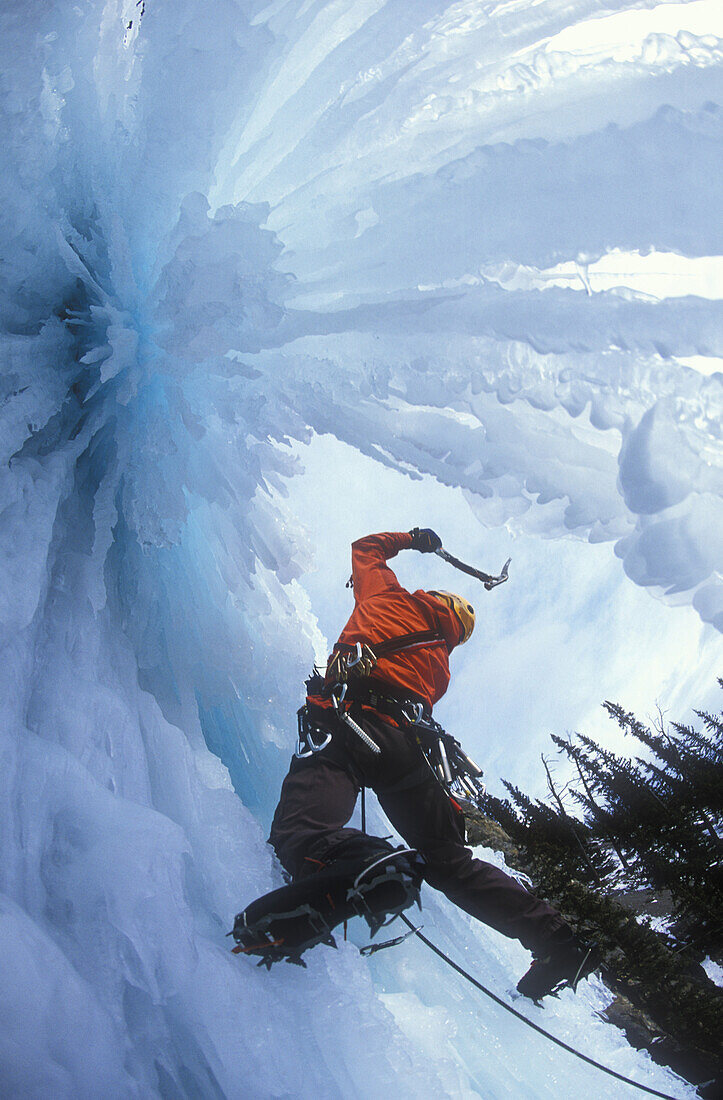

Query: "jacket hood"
(414, 589), (465, 650)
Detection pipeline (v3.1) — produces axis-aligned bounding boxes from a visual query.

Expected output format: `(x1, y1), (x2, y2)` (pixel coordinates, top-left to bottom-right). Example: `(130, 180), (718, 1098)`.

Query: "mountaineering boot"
(346, 847), (425, 937)
(516, 930), (600, 1001)
(231, 845), (424, 967)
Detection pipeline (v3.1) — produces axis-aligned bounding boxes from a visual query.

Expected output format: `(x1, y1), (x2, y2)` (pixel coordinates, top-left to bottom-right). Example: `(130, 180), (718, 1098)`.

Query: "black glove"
(409, 527), (442, 553)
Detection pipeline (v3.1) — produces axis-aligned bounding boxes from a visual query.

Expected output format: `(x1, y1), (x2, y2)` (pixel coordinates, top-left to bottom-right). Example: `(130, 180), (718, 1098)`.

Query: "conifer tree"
(469, 681), (723, 1093)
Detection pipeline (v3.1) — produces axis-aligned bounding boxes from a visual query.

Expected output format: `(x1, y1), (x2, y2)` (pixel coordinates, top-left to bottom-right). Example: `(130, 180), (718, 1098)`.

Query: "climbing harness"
(296, 659), (486, 808)
(397, 915), (681, 1100)
(296, 631), (445, 760)
(297, 675), (486, 809)
(295, 683), (383, 757)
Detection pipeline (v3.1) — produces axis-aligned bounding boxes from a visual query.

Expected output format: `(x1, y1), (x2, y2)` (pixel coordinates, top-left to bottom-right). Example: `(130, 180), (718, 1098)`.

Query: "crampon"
(230, 847), (424, 969)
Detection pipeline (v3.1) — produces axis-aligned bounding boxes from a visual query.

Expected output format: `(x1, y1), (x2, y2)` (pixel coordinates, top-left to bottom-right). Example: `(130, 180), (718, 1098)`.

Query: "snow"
(1, 0), (720, 1097)
(702, 957), (723, 987)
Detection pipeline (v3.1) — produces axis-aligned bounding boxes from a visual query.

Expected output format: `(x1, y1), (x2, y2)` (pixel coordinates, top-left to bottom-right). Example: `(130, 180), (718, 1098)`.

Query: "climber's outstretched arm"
(350, 528), (441, 602)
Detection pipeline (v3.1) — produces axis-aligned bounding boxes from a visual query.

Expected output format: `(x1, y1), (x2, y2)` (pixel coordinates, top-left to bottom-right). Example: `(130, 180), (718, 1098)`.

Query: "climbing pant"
(269, 710), (568, 954)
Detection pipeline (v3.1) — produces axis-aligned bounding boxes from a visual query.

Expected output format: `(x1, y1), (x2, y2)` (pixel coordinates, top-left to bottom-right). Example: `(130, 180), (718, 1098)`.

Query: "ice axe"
(434, 547), (511, 591)
(346, 535), (510, 591)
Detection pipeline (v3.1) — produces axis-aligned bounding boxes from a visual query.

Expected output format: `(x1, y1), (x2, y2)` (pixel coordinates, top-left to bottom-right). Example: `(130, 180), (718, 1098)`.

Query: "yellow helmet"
(427, 591), (475, 644)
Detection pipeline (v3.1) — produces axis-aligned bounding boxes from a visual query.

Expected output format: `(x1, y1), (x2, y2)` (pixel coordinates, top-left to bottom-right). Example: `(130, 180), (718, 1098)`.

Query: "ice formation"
(1, 1), (720, 1097)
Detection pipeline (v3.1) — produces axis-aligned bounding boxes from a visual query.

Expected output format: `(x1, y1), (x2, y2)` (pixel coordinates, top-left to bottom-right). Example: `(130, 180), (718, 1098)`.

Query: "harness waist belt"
(309, 678), (433, 728)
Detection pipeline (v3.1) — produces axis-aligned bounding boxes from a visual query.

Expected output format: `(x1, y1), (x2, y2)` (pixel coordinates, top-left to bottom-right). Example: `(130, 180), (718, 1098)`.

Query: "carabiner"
(401, 701), (424, 726)
(330, 682), (348, 711)
(295, 725), (332, 759)
(346, 642), (364, 670)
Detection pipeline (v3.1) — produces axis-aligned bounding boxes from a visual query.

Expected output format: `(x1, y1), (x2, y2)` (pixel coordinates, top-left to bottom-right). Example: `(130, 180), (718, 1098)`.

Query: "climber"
(261, 529), (596, 998)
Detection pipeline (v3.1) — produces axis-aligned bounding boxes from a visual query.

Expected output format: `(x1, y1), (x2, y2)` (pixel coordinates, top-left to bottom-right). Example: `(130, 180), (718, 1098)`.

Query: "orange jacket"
(321, 531), (463, 710)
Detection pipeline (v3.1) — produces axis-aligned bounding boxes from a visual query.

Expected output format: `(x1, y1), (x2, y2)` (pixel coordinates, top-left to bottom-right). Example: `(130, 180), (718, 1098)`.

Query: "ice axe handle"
(434, 548), (511, 591)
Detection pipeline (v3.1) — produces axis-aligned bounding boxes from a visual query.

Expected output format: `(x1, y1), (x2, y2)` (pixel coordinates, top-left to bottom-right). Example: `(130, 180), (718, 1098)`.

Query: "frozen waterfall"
(1, 1), (721, 1097)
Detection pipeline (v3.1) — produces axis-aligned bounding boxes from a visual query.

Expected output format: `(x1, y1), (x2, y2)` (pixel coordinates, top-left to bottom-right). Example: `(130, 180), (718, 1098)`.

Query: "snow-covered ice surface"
(1, 1), (721, 1097)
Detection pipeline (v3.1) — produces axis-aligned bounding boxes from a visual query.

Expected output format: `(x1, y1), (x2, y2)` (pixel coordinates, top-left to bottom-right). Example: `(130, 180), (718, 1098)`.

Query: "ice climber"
(265, 529), (597, 999)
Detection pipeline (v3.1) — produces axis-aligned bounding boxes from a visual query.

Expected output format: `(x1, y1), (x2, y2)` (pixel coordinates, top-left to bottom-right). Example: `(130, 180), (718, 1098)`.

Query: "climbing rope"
(398, 915), (683, 1100)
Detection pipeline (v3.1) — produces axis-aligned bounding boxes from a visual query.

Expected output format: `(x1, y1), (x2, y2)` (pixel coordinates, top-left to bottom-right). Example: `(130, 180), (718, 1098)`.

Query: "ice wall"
(0, 1), (719, 1097)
